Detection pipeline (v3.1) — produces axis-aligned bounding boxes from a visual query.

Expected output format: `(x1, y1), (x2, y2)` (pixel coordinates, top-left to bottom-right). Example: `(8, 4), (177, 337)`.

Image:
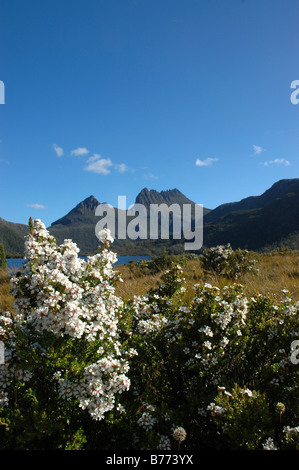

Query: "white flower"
(98, 228), (114, 244)
(199, 325), (213, 337)
(283, 426), (299, 435)
(0, 392), (9, 407)
(220, 337), (229, 348)
(157, 434), (171, 450)
(207, 403), (226, 415)
(173, 427), (187, 442)
(116, 403), (125, 414)
(240, 388), (253, 397)
(198, 407), (207, 417)
(137, 411), (157, 430)
(262, 437), (277, 450)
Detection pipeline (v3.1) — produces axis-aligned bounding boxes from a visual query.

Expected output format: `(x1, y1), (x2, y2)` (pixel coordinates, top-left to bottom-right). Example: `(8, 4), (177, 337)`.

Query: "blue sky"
(0, 0), (298, 228)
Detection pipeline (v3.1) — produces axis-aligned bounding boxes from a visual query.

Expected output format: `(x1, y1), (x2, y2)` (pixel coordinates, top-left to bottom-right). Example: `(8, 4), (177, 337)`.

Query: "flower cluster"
(173, 426), (187, 442)
(1, 218), (131, 423)
(137, 411), (157, 431)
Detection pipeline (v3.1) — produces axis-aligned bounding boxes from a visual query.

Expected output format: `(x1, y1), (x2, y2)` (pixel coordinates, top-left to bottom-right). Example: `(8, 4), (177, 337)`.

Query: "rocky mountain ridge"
(1, 179), (299, 256)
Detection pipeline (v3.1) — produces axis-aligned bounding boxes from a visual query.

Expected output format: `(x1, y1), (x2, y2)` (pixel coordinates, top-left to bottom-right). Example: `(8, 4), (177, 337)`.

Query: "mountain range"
(1, 178), (299, 256)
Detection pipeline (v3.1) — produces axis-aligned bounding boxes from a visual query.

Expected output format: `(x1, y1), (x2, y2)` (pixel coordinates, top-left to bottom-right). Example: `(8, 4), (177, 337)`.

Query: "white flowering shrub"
(120, 267), (299, 450)
(200, 244), (258, 279)
(0, 219), (131, 449)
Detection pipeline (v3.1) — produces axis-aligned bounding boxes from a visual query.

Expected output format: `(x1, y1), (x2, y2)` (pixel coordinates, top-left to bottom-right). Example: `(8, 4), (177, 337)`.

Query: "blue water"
(6, 255), (150, 271)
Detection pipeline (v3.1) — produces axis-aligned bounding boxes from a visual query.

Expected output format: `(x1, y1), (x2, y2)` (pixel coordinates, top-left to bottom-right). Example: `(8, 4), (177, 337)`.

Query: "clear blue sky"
(0, 0), (298, 227)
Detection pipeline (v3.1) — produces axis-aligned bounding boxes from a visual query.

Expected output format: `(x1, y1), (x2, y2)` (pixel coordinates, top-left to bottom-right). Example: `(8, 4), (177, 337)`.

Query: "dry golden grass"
(1, 252), (299, 313)
(115, 251), (299, 303)
(115, 269), (163, 300)
(0, 268), (14, 312)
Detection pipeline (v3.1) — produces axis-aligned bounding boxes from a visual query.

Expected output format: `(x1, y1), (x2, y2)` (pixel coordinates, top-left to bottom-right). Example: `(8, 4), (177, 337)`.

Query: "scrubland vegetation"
(116, 246), (299, 303)
(0, 222), (298, 451)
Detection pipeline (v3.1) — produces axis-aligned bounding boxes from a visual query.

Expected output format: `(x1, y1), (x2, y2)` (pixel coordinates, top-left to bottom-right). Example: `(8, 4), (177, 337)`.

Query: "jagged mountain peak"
(51, 195), (101, 226)
(75, 195), (100, 212)
(135, 187), (195, 208)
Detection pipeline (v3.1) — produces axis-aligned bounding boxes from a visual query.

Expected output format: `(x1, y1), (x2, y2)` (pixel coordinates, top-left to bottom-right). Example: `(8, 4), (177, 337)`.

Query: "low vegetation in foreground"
(0, 220), (298, 450)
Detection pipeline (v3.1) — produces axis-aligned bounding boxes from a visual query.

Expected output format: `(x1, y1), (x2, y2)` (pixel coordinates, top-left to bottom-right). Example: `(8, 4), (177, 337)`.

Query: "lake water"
(6, 255), (151, 271)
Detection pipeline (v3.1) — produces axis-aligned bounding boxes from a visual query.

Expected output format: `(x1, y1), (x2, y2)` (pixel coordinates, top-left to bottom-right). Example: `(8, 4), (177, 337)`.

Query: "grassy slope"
(1, 250), (299, 313)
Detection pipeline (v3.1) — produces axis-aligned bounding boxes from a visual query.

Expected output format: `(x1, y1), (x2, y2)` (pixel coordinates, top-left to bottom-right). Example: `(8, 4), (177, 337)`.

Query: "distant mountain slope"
(0, 217), (28, 256)
(49, 195), (102, 254)
(203, 179), (299, 251)
(204, 178), (299, 224)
